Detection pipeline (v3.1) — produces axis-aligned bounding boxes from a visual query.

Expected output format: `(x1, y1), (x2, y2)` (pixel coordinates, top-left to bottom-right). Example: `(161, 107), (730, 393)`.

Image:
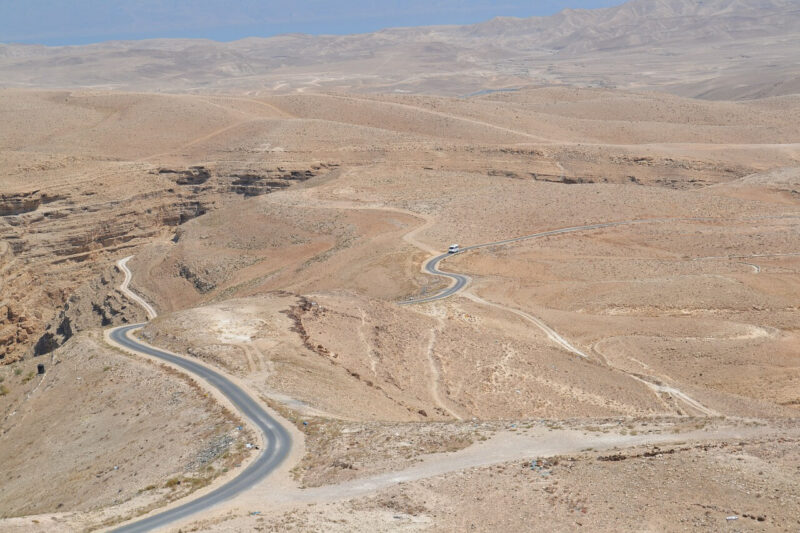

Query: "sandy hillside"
(0, 333), (253, 529)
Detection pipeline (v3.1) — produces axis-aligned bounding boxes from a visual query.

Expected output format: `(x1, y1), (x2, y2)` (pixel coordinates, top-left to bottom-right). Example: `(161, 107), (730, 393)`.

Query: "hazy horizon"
(1, 0), (624, 46)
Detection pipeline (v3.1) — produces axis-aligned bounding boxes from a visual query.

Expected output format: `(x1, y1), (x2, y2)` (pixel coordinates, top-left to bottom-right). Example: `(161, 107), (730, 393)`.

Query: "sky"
(0, 0), (625, 46)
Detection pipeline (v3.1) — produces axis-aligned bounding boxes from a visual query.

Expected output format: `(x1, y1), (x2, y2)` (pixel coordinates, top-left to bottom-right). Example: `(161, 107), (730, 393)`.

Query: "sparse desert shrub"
(0, 384), (9, 396)
(22, 371), (35, 384)
(13, 367), (22, 376)
(185, 476), (209, 489)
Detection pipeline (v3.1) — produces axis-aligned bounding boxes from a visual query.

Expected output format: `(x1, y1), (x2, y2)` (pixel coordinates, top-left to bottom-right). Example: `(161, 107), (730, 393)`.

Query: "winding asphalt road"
(402, 218), (668, 304)
(108, 264), (291, 532)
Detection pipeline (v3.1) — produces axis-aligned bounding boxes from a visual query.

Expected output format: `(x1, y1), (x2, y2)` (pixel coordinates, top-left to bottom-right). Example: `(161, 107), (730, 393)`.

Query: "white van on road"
(448, 244), (460, 254)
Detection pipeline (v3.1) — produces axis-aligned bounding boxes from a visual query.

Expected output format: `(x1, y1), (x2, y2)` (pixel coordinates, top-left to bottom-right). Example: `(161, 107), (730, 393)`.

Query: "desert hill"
(1, 0), (799, 97)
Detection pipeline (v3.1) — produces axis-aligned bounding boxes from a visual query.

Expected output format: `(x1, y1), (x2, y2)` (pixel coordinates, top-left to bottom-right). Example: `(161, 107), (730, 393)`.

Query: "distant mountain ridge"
(1, 0), (798, 98)
(464, 0), (799, 49)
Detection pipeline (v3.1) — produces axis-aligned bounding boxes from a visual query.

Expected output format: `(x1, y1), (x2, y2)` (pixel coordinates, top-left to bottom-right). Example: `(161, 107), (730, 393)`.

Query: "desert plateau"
(1, 0), (799, 531)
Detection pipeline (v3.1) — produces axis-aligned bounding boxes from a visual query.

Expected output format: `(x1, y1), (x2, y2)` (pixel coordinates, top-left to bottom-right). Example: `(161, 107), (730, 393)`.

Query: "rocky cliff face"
(0, 162), (333, 363)
(0, 301), (35, 362)
(0, 241), (36, 362)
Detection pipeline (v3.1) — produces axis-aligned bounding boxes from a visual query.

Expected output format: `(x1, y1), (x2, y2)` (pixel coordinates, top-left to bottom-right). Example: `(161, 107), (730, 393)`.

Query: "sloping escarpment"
(158, 166), (211, 185)
(0, 162), (333, 364)
(178, 262), (217, 294)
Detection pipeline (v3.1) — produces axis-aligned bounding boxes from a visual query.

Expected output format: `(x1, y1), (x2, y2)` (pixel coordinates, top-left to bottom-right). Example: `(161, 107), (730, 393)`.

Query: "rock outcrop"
(157, 164), (331, 197)
(0, 191), (65, 216)
(33, 265), (147, 356)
